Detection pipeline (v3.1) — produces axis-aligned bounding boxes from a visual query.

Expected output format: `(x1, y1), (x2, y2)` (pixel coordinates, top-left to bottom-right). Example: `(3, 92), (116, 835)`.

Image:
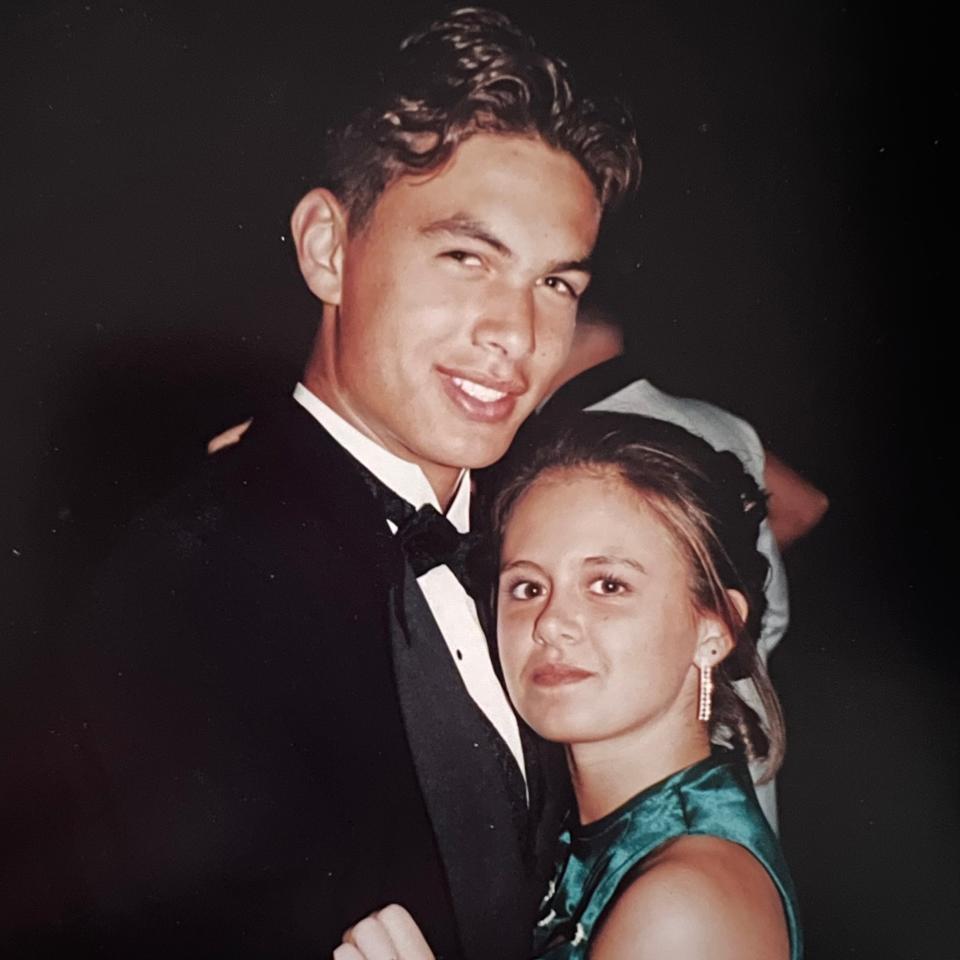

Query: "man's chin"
(430, 430), (518, 473)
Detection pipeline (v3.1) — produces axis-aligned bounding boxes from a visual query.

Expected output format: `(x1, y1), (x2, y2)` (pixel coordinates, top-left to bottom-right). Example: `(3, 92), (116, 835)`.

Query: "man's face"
(323, 134), (601, 493)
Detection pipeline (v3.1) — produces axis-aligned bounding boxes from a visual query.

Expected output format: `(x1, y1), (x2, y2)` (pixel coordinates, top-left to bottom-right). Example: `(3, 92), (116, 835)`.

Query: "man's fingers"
(376, 904), (436, 959)
(333, 945), (366, 960)
(337, 905), (434, 960)
(343, 914), (399, 959)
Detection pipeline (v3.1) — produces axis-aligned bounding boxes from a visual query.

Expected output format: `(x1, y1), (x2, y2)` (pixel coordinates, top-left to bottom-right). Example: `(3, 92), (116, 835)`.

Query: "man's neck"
(299, 374), (462, 511)
(418, 463), (462, 514)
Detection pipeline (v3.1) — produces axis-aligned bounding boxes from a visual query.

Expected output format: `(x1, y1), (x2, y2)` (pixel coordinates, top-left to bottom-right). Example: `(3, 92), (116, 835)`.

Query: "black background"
(2, 1), (955, 956)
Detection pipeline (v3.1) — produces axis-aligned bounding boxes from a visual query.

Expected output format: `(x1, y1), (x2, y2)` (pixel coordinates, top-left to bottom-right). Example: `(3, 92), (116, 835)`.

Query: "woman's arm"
(589, 836), (789, 960)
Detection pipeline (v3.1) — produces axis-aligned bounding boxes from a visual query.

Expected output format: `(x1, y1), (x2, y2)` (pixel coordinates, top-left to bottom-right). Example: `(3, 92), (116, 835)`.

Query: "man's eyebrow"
(420, 216), (593, 274)
(584, 555), (646, 572)
(547, 256), (592, 275)
(420, 216), (512, 256)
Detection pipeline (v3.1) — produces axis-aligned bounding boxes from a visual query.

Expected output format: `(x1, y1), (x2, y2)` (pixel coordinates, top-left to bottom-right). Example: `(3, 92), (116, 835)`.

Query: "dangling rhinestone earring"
(698, 656), (715, 722)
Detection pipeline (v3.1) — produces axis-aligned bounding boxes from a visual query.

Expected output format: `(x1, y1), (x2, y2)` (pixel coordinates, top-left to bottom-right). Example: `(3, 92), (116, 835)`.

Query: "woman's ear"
(290, 188), (348, 305)
(693, 589), (748, 669)
(693, 625), (733, 670)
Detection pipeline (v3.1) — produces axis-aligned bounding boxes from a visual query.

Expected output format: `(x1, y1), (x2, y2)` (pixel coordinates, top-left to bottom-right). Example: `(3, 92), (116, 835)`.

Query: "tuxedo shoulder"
(72, 406), (395, 659)
(62, 409), (398, 712)
(115, 407), (378, 570)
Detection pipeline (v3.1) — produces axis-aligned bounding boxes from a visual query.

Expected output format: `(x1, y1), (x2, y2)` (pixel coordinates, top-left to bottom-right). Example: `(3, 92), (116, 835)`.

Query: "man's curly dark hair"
(324, 7), (641, 230)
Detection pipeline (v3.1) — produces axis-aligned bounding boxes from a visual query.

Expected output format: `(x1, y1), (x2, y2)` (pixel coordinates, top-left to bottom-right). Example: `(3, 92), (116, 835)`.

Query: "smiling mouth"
(531, 664), (595, 687)
(450, 376), (508, 403)
(438, 370), (523, 423)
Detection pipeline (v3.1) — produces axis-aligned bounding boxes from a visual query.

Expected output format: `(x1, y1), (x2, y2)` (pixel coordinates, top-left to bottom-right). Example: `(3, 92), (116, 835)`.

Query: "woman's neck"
(568, 717), (711, 825)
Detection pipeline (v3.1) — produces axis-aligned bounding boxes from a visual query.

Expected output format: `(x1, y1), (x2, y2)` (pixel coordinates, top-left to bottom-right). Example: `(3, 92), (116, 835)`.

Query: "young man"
(36, 9), (639, 959)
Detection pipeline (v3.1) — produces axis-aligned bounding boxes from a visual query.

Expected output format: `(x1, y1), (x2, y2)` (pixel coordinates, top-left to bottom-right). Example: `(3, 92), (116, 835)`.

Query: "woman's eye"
(507, 580), (545, 601)
(588, 577), (627, 596)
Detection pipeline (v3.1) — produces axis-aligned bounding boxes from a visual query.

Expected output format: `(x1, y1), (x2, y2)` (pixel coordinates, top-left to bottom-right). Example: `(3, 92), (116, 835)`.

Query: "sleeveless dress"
(532, 748), (803, 959)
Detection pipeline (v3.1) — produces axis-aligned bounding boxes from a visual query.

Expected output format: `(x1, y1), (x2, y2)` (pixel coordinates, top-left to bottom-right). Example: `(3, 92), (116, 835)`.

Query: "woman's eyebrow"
(584, 555), (646, 572)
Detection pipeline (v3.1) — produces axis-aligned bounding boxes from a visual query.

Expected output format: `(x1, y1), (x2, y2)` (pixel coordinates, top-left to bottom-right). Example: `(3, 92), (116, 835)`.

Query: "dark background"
(2, 1), (954, 956)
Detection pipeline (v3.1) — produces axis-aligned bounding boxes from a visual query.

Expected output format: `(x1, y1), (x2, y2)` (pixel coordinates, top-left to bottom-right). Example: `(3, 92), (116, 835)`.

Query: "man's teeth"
(451, 377), (508, 403)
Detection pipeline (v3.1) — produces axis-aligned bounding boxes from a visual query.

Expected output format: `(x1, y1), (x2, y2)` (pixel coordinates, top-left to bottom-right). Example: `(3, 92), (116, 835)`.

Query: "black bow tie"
(356, 463), (483, 591)
(393, 502), (483, 588)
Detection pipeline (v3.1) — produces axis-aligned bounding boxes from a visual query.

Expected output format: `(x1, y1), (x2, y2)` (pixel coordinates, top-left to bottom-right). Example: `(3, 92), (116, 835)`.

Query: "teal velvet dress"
(531, 748), (803, 959)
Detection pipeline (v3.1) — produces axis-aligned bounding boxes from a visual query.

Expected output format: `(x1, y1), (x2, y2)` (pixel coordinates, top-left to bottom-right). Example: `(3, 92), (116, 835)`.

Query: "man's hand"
(333, 904), (436, 960)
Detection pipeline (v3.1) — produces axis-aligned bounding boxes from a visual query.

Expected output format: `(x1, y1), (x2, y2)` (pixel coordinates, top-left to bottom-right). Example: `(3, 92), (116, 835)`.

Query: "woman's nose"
(534, 596), (582, 648)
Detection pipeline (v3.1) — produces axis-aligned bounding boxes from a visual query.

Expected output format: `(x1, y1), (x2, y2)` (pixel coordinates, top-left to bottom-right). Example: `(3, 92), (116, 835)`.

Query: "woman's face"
(497, 468), (707, 747)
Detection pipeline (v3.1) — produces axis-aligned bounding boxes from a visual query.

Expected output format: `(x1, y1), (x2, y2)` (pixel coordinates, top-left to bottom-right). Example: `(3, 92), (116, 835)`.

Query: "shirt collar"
(293, 382), (471, 532)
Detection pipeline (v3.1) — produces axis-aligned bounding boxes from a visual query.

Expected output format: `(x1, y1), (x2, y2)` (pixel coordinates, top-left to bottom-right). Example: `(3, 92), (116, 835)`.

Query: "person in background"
(544, 301), (829, 552)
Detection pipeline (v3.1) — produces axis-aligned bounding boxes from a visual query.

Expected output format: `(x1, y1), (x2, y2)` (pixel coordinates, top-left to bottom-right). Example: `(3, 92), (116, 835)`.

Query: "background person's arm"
(763, 451), (829, 550)
(207, 418), (252, 454)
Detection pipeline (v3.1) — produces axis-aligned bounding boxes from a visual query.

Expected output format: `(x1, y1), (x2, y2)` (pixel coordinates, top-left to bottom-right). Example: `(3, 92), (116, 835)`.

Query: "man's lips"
(437, 368), (526, 423)
(530, 664), (595, 687)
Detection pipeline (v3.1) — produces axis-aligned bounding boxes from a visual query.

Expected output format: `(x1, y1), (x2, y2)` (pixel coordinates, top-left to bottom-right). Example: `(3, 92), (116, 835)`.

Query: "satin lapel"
(521, 722), (570, 895)
(261, 399), (539, 955)
(462, 529), (563, 898)
(390, 565), (533, 960)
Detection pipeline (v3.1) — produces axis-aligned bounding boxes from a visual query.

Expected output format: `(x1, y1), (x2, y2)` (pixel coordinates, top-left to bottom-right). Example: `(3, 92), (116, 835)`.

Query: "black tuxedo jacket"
(26, 399), (566, 959)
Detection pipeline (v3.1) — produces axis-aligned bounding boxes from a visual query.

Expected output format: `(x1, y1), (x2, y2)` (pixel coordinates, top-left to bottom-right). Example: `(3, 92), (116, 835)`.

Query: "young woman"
(336, 413), (802, 959)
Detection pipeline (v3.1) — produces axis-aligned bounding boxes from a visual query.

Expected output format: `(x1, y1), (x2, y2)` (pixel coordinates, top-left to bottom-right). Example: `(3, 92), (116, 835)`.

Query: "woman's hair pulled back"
(491, 412), (785, 778)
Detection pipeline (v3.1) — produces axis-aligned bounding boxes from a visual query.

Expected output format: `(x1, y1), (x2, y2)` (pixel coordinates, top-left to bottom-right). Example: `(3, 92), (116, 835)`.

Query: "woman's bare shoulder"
(588, 835), (789, 960)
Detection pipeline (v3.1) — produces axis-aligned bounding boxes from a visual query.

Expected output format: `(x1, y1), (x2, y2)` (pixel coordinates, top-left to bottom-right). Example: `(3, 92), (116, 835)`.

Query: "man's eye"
(444, 250), (483, 268)
(542, 276), (578, 299)
(507, 580), (545, 601)
(587, 577), (627, 596)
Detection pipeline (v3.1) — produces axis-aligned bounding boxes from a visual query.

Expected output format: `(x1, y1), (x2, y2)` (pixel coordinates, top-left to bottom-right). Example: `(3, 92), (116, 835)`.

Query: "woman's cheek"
(497, 616), (528, 689)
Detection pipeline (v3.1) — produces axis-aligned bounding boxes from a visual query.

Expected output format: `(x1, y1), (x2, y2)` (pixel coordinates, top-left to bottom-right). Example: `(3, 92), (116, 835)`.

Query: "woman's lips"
(531, 664), (595, 687)
(438, 370), (521, 423)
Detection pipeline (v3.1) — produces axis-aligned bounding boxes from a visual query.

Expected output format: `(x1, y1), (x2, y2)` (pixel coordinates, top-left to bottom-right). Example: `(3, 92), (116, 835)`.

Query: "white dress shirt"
(293, 383), (526, 783)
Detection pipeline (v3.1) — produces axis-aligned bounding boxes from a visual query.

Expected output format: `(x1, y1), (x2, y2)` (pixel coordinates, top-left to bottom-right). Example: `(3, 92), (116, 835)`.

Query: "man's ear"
(290, 188), (348, 305)
(693, 590), (747, 668)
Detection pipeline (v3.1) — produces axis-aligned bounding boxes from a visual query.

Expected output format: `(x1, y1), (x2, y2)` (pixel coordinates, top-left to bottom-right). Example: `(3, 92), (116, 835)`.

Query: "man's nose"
(473, 281), (535, 359)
